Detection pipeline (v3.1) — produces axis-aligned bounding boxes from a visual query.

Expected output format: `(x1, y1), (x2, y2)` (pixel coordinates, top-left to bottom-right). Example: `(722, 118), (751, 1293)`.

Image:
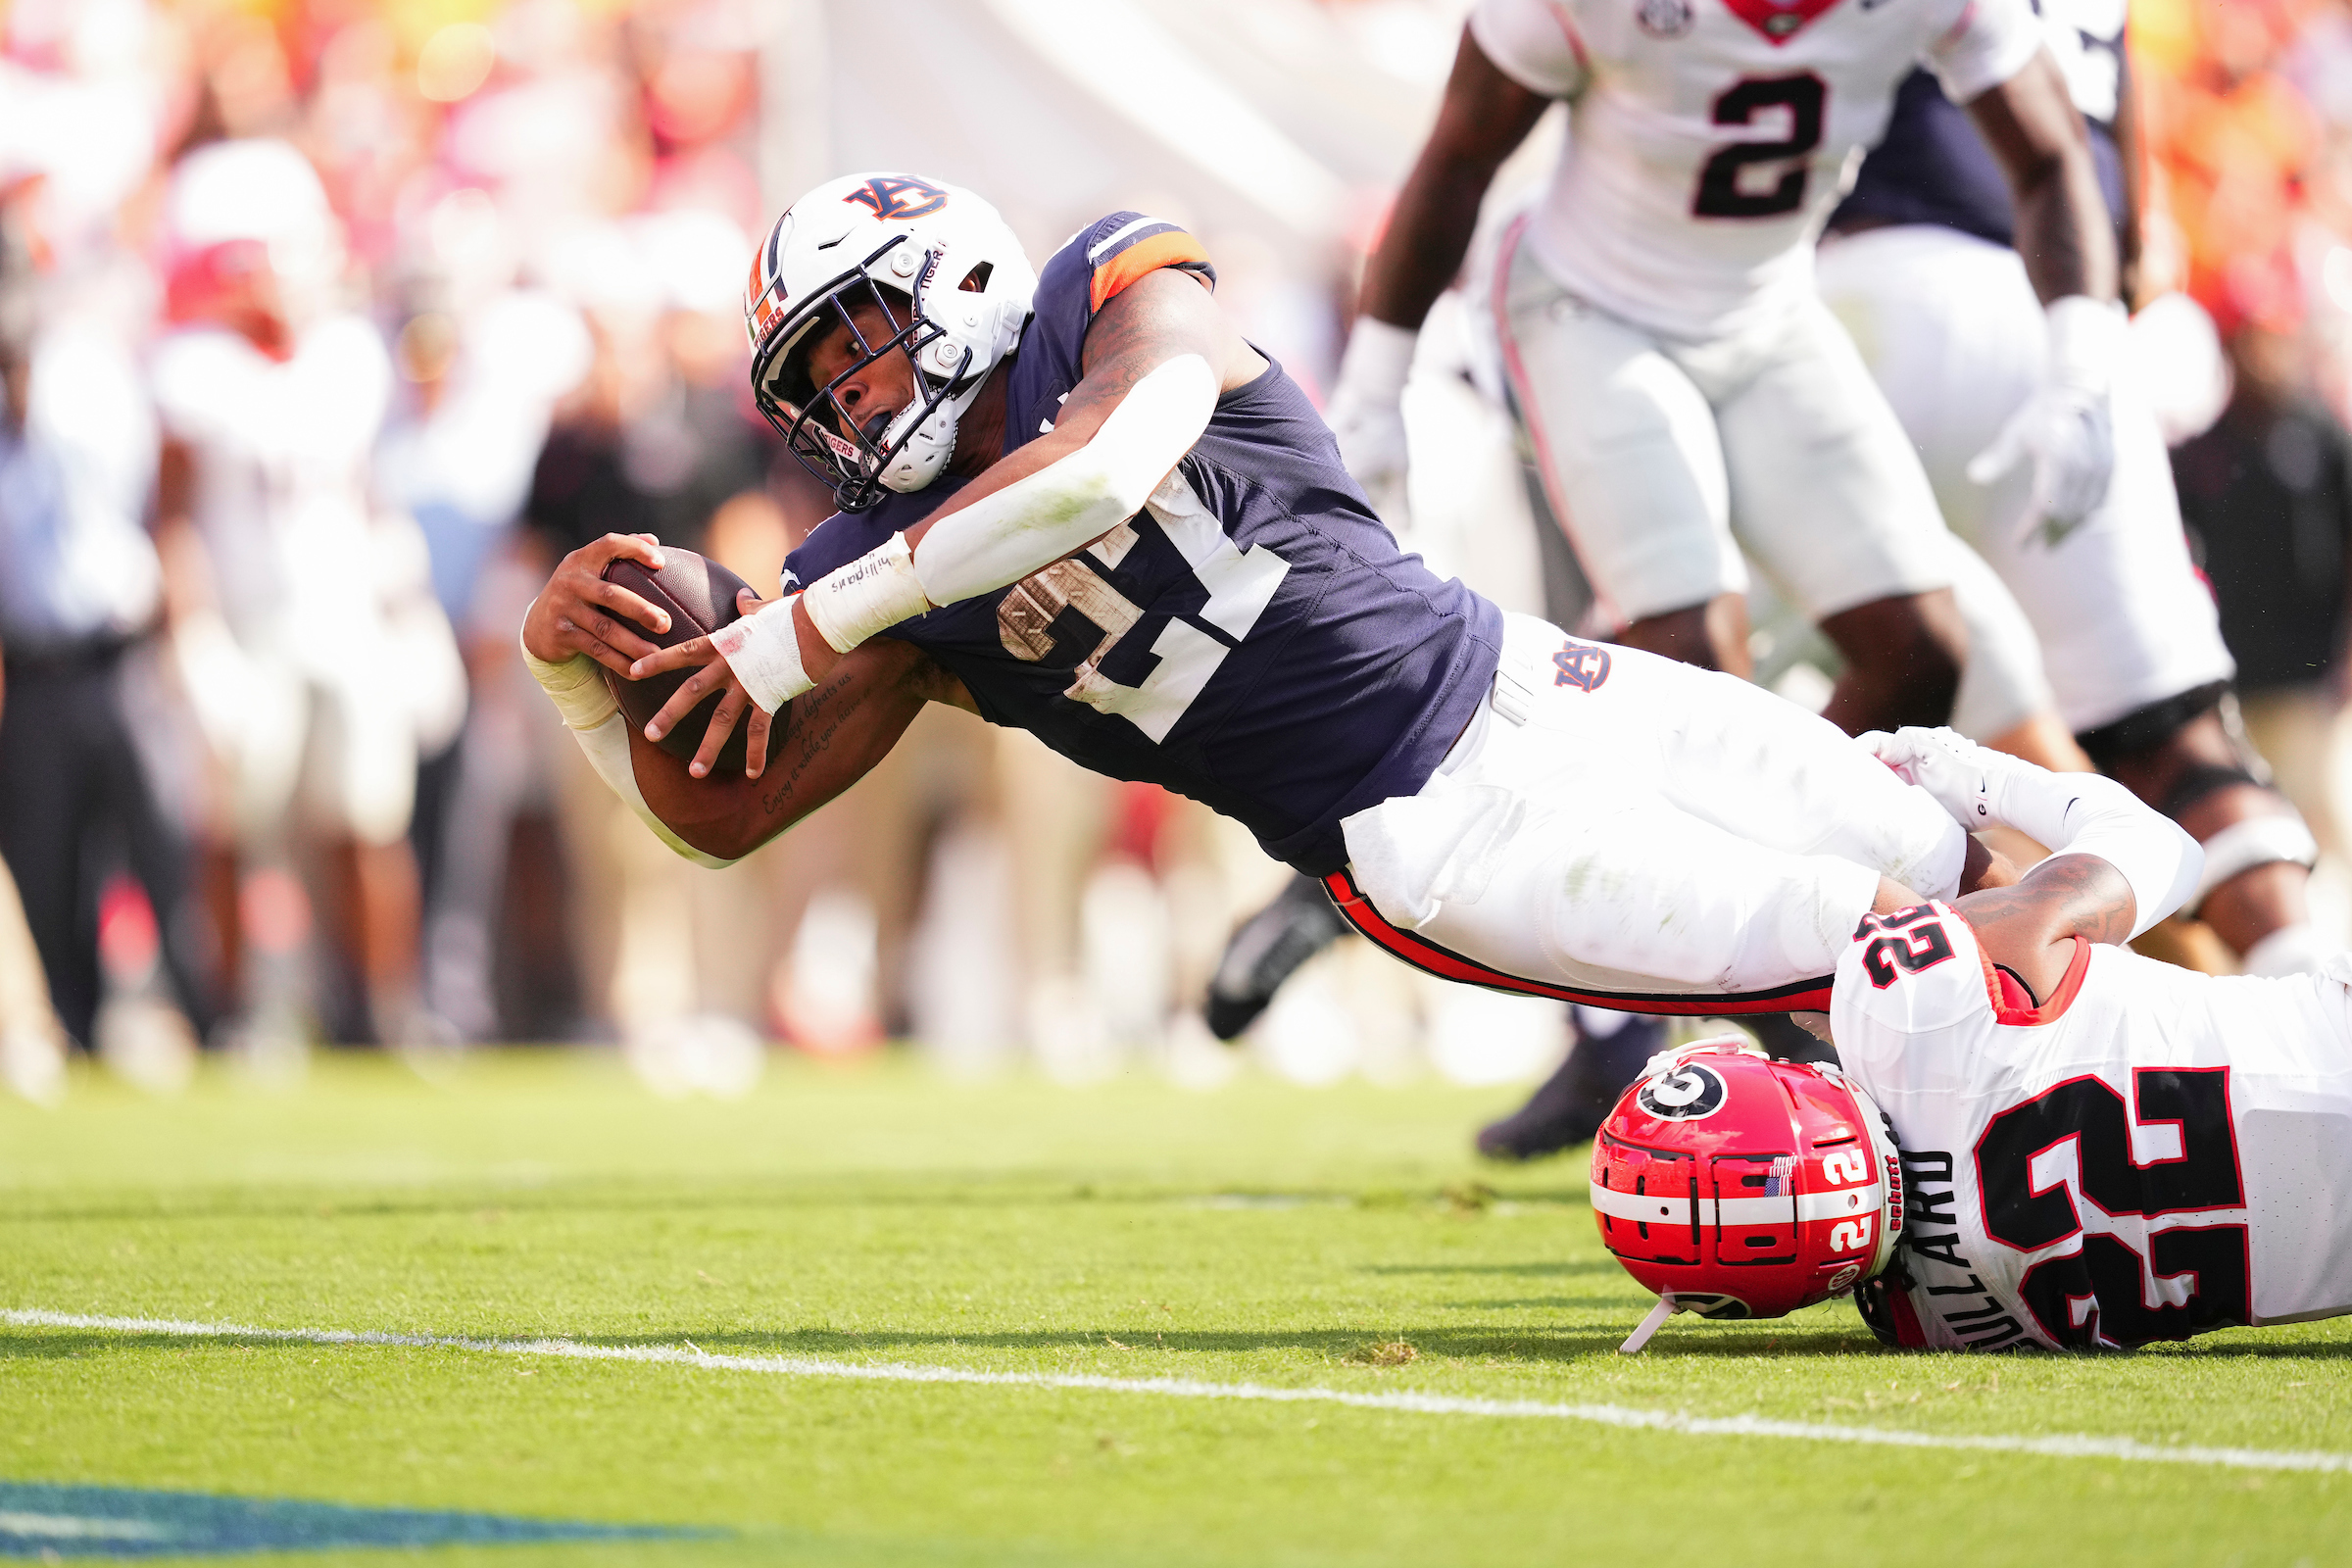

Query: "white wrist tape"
(519, 616), (620, 731)
(1989, 765), (2203, 939)
(802, 531), (928, 654)
(710, 597), (813, 713)
(570, 711), (736, 868)
(1334, 317), (1417, 405)
(2045, 295), (2128, 396)
(910, 352), (1217, 607)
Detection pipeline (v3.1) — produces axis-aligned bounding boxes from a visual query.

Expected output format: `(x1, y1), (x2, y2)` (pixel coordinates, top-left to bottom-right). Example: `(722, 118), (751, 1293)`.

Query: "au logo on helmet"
(1635, 1061), (1726, 1120)
(843, 176), (951, 221)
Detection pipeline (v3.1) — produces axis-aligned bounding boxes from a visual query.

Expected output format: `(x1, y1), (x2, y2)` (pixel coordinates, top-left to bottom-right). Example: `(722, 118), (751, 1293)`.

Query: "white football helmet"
(745, 172), (1036, 512)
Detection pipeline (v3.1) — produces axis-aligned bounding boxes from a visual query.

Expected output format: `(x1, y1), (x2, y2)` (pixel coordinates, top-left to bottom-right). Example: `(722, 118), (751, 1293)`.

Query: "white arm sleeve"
(752, 353), (1219, 693)
(520, 626), (738, 869)
(1864, 727), (2201, 938)
(909, 353), (1218, 606)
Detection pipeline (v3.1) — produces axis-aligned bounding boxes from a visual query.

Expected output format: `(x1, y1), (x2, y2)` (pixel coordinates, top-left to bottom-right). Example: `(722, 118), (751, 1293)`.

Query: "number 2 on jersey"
(1692, 74), (1826, 220)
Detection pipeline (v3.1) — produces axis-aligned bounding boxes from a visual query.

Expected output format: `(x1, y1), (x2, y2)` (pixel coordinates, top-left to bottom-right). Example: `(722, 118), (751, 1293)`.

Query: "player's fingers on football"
(586, 578), (670, 637)
(553, 617), (636, 678)
(742, 705), (771, 780)
(579, 604), (662, 662)
(645, 654), (724, 739)
(594, 530), (666, 570)
(690, 687), (746, 779)
(629, 633), (715, 680)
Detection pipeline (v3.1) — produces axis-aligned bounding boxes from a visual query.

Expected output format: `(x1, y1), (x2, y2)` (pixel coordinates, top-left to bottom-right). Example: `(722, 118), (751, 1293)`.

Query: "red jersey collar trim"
(1720, 0), (1845, 45)
(1967, 916), (2091, 1027)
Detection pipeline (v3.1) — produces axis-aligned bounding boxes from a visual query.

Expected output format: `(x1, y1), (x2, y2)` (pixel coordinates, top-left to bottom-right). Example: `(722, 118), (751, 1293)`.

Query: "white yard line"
(8, 1307), (2345, 1476)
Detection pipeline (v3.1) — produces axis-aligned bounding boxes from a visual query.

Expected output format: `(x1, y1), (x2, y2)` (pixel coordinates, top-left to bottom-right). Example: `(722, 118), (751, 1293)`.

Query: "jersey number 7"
(1693, 74), (1827, 220)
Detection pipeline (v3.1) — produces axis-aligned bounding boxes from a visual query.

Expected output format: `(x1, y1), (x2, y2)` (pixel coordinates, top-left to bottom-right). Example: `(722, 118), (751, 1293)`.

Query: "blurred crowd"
(1, 0), (2350, 1102)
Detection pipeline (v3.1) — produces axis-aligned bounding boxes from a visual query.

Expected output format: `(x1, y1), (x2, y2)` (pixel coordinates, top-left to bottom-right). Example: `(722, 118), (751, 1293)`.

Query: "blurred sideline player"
(1815, 2), (2325, 979)
(524, 174), (2014, 1024)
(1594, 727), (2351, 1353)
(151, 139), (447, 1048)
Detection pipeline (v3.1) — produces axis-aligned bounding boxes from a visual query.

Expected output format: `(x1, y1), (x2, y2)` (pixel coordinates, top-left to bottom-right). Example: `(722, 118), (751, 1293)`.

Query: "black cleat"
(1203, 873), (1351, 1041)
(1476, 1010), (1668, 1161)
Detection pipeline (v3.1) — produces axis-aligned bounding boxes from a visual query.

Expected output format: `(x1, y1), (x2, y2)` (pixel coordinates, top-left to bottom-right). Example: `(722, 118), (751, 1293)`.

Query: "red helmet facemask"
(1592, 1038), (1902, 1349)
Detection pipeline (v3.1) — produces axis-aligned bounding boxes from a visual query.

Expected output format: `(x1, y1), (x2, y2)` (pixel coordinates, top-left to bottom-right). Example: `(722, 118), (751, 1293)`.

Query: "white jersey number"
(995, 476), (1291, 744)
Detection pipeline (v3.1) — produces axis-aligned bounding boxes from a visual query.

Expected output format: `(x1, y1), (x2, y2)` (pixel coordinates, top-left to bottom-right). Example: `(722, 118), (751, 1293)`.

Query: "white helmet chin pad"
(878, 378), (982, 495)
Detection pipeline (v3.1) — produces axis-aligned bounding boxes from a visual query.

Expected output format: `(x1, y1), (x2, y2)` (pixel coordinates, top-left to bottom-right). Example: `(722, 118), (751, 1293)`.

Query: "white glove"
(1966, 295), (2126, 547)
(1859, 725), (2005, 830)
(1325, 317), (1417, 529)
(1862, 725), (2202, 937)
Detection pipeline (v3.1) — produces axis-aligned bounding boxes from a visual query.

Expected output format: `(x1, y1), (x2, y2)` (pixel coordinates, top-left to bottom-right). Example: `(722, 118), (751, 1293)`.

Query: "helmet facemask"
(751, 233), (979, 514)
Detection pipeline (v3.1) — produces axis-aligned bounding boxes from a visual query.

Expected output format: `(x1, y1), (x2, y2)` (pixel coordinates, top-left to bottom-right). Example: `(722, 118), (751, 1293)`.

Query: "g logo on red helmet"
(1634, 1062), (1727, 1120)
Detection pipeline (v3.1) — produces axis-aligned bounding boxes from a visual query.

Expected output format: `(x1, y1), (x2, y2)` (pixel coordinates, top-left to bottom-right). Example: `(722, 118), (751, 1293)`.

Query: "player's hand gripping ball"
(601, 548), (782, 775)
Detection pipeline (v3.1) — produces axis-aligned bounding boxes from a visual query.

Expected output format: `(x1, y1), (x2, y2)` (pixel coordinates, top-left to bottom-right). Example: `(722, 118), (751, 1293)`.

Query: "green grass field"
(4, 1051), (2349, 1566)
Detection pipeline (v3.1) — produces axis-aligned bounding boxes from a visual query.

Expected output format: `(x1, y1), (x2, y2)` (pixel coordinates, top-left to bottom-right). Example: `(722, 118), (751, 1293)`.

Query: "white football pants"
(1331, 615), (1967, 1012)
(1817, 223), (2235, 734)
(1492, 221), (1960, 626)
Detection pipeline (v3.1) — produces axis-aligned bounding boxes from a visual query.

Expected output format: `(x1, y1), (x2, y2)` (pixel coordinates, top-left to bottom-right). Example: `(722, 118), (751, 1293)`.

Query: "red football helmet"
(1592, 1038), (1902, 1333)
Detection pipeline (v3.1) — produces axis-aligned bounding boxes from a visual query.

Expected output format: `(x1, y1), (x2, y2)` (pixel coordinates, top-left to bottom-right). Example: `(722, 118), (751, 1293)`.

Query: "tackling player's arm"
(629, 263), (1263, 779)
(1869, 726), (2202, 999)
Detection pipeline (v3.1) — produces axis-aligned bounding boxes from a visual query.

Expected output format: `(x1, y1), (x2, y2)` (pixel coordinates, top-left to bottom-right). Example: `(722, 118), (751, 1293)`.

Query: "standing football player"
(1331, 0), (2123, 728)
(1815, 2), (2326, 979)
(523, 173), (2017, 1024)
(1324, 0), (2128, 1154)
(1593, 726), (2352, 1353)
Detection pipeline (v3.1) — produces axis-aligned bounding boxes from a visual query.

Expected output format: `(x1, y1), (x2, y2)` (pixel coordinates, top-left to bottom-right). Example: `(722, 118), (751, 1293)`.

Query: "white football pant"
(1817, 223), (2235, 735)
(1332, 615), (1967, 1012)
(1491, 221), (1961, 628)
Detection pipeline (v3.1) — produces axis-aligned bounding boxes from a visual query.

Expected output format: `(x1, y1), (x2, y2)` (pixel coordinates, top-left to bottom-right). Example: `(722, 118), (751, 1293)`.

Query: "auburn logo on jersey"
(842, 175), (951, 221)
(1551, 638), (1612, 692)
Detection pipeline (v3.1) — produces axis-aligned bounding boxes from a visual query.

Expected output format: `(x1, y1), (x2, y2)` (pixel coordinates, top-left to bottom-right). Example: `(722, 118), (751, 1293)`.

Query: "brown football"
(600, 547), (783, 774)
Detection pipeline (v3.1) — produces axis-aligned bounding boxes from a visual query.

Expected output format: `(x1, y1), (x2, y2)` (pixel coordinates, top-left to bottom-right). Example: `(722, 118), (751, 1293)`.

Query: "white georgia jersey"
(1469, 0), (2042, 338)
(1829, 901), (2352, 1351)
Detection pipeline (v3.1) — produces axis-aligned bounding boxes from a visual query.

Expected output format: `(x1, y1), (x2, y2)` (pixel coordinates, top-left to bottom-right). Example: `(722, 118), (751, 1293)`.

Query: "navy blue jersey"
(1831, 8), (2129, 249)
(782, 212), (1503, 875)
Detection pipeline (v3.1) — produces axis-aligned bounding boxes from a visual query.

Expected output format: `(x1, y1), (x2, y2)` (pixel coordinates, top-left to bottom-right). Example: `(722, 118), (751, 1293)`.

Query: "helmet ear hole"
(957, 261), (994, 293)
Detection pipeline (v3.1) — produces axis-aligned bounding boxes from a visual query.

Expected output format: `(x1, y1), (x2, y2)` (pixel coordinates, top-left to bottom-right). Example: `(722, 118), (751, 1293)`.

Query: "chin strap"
(1619, 1294), (1677, 1354)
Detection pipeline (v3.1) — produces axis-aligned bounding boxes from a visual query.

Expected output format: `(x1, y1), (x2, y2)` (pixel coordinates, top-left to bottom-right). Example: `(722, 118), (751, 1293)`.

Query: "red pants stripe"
(1319, 868), (1833, 1016)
